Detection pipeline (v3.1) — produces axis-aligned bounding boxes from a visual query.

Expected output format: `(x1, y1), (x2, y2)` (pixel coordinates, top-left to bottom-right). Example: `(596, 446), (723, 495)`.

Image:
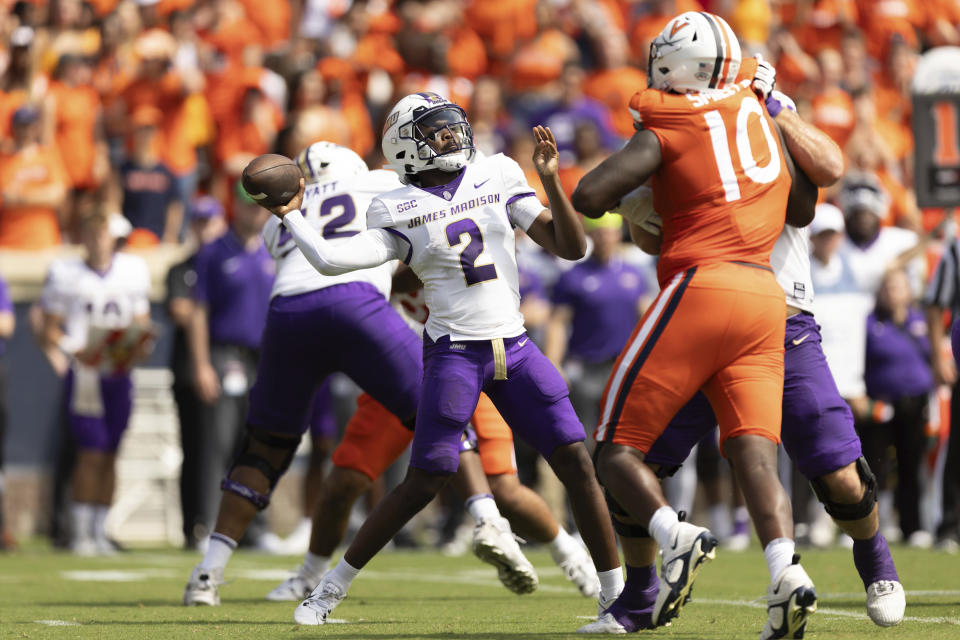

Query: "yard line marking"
(35, 620), (81, 626)
(60, 569), (178, 581)
(697, 598), (960, 626)
(820, 590), (960, 598)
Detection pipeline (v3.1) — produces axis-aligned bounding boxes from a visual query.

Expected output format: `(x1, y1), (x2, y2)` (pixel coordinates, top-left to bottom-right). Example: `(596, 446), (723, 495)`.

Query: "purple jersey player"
(182, 143), (424, 606)
(270, 92), (622, 628)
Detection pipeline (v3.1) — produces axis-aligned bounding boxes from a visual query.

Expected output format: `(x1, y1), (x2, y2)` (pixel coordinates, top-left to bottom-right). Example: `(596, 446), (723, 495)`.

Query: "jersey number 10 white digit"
(704, 96), (781, 202)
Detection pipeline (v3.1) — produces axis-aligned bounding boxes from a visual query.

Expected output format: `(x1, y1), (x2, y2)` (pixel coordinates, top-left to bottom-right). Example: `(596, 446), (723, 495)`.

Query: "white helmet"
(648, 12), (742, 94)
(295, 141), (368, 185)
(381, 92), (475, 183)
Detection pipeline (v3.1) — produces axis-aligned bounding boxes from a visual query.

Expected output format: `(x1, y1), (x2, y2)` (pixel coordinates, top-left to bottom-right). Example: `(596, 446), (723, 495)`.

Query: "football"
(241, 154), (303, 208)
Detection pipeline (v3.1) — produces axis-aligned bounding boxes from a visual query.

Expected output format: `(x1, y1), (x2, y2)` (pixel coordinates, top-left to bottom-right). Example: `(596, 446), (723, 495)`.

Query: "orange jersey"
(629, 80), (791, 286)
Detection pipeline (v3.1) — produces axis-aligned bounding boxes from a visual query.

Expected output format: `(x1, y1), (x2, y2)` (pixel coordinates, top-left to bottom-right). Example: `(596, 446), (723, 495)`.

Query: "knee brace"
(604, 488), (651, 538)
(810, 456), (877, 522)
(221, 425), (301, 510)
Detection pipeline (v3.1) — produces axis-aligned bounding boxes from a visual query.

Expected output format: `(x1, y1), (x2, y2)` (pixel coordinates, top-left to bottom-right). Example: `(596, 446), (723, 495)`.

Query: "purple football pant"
(411, 332), (584, 474)
(248, 282), (422, 435)
(647, 313), (862, 480)
(65, 368), (133, 452)
(307, 379), (337, 439)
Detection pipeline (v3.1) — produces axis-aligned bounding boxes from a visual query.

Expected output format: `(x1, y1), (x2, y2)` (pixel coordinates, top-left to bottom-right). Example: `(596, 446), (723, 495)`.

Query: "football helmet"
(295, 141), (368, 185)
(382, 92), (475, 182)
(648, 12), (742, 94)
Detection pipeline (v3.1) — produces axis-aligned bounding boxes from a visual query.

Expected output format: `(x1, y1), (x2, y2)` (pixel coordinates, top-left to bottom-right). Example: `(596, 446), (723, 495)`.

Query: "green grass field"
(1, 544), (957, 639)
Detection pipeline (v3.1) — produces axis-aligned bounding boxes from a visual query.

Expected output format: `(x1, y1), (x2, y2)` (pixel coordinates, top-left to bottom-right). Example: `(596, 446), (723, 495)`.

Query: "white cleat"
(183, 566), (223, 606)
(759, 556), (817, 639)
(577, 612), (628, 634)
(471, 517), (538, 594)
(293, 577), (346, 625)
(266, 571), (317, 601)
(866, 580), (905, 627)
(559, 547), (600, 598)
(653, 521), (718, 626)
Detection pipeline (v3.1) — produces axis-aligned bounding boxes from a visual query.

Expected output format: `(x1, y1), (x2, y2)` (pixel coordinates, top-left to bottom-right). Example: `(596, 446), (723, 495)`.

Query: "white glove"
(637, 211), (662, 237)
(612, 185), (656, 227)
(752, 53), (776, 101)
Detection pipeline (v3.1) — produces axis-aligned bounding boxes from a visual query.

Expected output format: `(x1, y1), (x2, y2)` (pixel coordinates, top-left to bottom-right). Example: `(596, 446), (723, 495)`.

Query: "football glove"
(612, 185), (655, 227)
(765, 90), (797, 118)
(752, 53), (777, 101)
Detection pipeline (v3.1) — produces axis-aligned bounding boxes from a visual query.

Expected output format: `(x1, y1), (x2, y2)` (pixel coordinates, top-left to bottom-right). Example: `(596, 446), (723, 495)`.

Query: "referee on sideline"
(924, 238), (960, 553)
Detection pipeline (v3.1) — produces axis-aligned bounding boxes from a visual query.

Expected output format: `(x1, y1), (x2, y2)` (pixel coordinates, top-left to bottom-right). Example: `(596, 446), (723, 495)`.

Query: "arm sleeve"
(262, 217), (283, 259)
(497, 155), (544, 231)
(284, 209), (401, 275)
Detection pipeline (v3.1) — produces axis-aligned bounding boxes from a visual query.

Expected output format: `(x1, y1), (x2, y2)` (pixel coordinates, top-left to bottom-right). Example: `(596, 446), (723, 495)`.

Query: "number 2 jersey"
(365, 153), (545, 342)
(628, 75), (792, 287)
(263, 169), (403, 300)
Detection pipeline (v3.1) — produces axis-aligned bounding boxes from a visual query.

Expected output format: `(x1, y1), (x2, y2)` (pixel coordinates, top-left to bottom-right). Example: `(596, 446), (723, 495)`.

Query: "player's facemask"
(409, 106), (475, 172)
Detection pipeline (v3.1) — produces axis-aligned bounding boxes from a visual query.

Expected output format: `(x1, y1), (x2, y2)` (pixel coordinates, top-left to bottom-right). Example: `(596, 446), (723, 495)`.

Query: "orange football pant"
(331, 392), (517, 481)
(594, 262), (786, 454)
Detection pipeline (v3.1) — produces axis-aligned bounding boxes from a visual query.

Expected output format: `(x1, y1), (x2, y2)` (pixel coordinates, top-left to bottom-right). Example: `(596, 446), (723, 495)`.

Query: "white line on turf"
(692, 598), (960, 626)
(34, 620), (81, 626)
(60, 569), (178, 582)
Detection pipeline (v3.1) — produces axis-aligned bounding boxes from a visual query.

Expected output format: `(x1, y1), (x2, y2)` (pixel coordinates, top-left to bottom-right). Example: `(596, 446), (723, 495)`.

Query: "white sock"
(71, 503), (95, 542)
(734, 506), (749, 524)
(199, 533), (237, 571)
(325, 558), (361, 591)
(709, 504), (732, 538)
(302, 551), (331, 582)
(93, 505), (109, 542)
(648, 506), (680, 549)
(547, 526), (582, 565)
(597, 567), (625, 603)
(465, 493), (501, 523)
(764, 537), (795, 582)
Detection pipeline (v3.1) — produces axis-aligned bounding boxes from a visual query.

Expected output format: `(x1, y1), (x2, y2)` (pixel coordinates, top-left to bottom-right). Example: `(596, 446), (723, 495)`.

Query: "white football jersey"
(40, 252), (151, 353)
(771, 225), (815, 312)
(366, 153), (545, 341)
(263, 169), (402, 300)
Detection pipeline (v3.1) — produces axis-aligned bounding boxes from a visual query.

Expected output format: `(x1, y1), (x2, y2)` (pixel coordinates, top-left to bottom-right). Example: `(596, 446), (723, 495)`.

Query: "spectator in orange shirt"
(582, 33), (648, 139)
(811, 48), (856, 150)
(50, 54), (106, 192)
(0, 106), (69, 249)
(282, 69), (350, 158)
(215, 83), (283, 180)
(0, 26), (52, 149)
(509, 2), (579, 94)
(119, 29), (204, 209)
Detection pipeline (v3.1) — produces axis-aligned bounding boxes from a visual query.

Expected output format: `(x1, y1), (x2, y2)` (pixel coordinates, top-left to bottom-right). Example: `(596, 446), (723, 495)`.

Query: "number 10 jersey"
(366, 153), (545, 342)
(629, 78), (791, 287)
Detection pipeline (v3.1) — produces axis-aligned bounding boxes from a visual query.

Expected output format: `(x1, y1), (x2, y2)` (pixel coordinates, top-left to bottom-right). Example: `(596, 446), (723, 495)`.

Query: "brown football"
(241, 154), (302, 207)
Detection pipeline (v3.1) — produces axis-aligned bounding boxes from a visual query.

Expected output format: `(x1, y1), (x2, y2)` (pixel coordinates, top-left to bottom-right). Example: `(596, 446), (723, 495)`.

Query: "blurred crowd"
(0, 0), (959, 554)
